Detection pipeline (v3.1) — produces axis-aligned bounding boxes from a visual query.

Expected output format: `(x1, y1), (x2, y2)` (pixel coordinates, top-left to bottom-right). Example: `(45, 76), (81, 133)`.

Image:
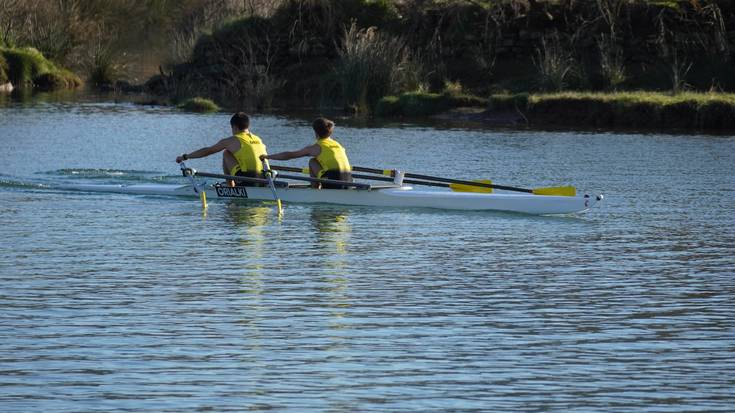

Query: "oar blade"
(532, 186), (576, 197)
(449, 179), (493, 193)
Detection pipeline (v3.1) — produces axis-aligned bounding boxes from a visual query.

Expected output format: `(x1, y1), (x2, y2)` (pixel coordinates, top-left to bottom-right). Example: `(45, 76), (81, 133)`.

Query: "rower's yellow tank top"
(230, 131), (267, 175)
(315, 137), (350, 178)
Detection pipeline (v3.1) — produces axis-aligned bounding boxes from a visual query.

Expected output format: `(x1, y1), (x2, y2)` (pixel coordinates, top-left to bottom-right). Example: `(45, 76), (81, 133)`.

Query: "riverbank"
(0, 47), (81, 92)
(376, 91), (735, 132)
(520, 92), (735, 131)
(144, 1), (735, 112)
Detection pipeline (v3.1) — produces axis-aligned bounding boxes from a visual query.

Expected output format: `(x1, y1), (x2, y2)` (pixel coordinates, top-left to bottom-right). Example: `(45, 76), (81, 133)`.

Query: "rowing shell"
(60, 182), (603, 215)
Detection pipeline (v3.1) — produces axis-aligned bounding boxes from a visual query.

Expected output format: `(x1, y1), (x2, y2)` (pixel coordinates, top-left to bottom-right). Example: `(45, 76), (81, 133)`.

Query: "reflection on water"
(311, 207), (352, 255)
(1, 101), (734, 412)
(224, 204), (271, 295)
(309, 208), (353, 333)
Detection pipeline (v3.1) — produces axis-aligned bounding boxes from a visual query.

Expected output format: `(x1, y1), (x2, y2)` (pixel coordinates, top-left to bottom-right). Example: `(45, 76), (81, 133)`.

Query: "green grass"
(178, 97), (220, 113)
(377, 90), (735, 130)
(1, 47), (55, 85)
(501, 91), (735, 130)
(0, 47), (81, 90)
(33, 70), (83, 91)
(526, 91), (735, 106)
(376, 91), (486, 116)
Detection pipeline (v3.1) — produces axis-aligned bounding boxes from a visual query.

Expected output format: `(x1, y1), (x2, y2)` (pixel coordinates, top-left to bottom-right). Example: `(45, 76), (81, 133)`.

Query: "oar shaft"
(269, 165), (371, 189)
(405, 172), (532, 193)
(193, 171), (288, 187)
(350, 173), (450, 188)
(352, 165), (534, 194)
(276, 173), (371, 189)
(352, 166), (385, 175)
(271, 165), (302, 173)
(272, 164), (453, 189)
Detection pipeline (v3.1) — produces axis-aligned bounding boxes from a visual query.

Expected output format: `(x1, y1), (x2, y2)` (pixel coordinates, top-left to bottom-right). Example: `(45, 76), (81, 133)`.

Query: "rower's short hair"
(230, 112), (250, 130)
(313, 117), (334, 138)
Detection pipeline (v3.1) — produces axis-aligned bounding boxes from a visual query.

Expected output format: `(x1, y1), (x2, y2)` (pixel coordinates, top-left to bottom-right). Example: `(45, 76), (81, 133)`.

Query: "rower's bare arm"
(177, 138), (232, 162)
(262, 145), (319, 161)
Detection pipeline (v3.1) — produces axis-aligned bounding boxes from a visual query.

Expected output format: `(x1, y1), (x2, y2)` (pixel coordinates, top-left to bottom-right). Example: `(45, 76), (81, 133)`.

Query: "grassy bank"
(143, 0), (735, 113)
(374, 90), (735, 131)
(5, 0), (735, 127)
(490, 92), (735, 130)
(0, 47), (81, 91)
(376, 92), (486, 117)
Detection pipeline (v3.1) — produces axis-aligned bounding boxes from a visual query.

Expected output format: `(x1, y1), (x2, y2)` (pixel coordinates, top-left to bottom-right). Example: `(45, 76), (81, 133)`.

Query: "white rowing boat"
(61, 181), (603, 215)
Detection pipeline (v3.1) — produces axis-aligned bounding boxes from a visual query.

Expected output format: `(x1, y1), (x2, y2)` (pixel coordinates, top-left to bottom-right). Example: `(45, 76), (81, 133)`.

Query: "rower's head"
(313, 117), (334, 139)
(230, 112), (250, 134)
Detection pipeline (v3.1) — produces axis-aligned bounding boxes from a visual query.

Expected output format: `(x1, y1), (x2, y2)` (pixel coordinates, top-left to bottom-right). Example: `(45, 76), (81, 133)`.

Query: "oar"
(193, 171), (288, 187)
(180, 162), (208, 209)
(267, 165), (372, 189)
(261, 159), (283, 215)
(271, 164), (470, 190)
(352, 166), (576, 196)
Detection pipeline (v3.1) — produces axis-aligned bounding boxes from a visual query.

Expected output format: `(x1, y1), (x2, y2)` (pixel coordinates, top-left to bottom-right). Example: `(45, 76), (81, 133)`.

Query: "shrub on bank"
(376, 91), (486, 117)
(1, 47), (54, 85)
(0, 47), (81, 90)
(33, 71), (82, 91)
(178, 97), (220, 113)
(88, 46), (122, 87)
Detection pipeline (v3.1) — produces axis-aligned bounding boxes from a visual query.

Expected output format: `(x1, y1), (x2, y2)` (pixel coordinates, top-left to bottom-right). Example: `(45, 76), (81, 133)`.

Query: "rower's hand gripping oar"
(180, 162), (208, 209)
(261, 158), (283, 215)
(352, 166), (576, 196)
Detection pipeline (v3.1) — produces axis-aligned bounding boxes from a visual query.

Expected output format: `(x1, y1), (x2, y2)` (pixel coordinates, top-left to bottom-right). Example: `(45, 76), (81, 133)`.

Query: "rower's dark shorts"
(234, 170), (265, 187)
(321, 170), (353, 189)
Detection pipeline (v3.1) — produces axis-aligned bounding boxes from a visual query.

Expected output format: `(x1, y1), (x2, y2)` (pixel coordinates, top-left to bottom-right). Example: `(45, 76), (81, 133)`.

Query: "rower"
(260, 117), (352, 189)
(175, 112), (267, 187)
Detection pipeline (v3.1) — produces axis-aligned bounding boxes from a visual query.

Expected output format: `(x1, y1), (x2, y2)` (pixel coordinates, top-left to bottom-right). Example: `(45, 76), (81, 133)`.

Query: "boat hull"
(60, 182), (602, 215)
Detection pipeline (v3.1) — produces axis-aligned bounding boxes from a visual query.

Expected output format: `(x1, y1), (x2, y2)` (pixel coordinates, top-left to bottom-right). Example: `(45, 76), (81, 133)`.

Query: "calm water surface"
(1, 100), (734, 412)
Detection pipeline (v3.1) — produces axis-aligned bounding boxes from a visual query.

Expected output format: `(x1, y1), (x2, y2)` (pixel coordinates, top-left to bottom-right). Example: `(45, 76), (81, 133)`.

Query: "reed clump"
(87, 44), (126, 87)
(335, 23), (424, 113)
(178, 97), (220, 113)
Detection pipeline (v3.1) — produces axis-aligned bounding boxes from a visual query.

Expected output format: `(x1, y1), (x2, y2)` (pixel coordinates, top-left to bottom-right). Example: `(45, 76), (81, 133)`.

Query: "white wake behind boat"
(60, 181), (603, 215)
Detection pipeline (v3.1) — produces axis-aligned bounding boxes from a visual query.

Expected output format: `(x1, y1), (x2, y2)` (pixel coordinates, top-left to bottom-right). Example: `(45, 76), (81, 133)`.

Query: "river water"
(1, 99), (734, 412)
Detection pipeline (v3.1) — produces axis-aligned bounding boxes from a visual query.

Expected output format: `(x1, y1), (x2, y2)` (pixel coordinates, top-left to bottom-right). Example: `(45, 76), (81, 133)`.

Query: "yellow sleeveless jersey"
(230, 131), (267, 176)
(315, 137), (350, 178)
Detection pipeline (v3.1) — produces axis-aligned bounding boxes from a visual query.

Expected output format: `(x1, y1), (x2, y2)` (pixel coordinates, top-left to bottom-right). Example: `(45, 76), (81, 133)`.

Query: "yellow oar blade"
(532, 186), (576, 196)
(200, 191), (208, 209)
(449, 179), (493, 193)
(276, 199), (283, 215)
